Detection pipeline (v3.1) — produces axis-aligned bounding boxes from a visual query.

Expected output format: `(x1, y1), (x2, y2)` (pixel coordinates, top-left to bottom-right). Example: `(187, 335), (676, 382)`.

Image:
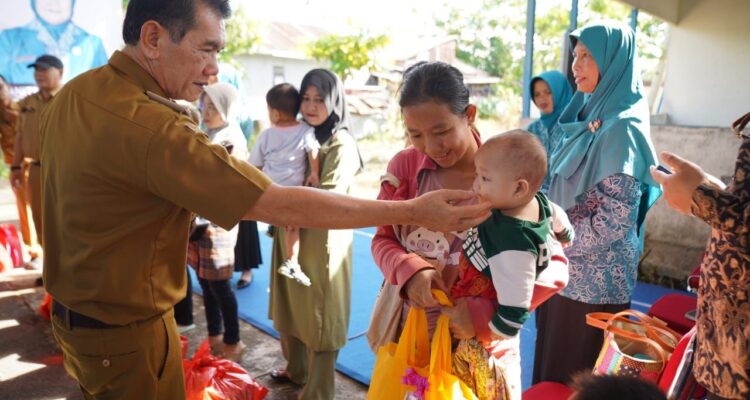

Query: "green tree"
(434, 0), (667, 108)
(219, 7), (261, 64)
(306, 32), (389, 81)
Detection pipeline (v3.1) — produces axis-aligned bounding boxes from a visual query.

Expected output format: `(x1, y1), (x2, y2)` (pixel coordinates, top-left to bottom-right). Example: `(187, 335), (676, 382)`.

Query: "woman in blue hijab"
(527, 71), (573, 155)
(532, 22), (661, 385)
(527, 70), (573, 191)
(0, 0), (108, 86)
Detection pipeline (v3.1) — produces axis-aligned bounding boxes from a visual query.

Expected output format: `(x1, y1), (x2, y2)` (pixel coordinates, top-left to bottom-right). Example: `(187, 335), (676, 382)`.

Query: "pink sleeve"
(371, 152), (434, 288)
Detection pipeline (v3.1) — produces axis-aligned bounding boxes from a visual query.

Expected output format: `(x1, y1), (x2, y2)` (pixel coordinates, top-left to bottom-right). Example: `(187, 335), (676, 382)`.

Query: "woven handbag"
(586, 310), (681, 383)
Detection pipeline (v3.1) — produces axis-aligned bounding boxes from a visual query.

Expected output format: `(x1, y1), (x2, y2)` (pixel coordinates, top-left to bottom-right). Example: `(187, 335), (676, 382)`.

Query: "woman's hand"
(441, 299), (476, 339)
(650, 151), (710, 215)
(305, 173), (320, 187)
(404, 268), (447, 308)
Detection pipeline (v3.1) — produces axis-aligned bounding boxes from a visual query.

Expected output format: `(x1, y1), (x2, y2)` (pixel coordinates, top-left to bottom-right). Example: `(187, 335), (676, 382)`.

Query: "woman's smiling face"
(402, 101), (475, 169)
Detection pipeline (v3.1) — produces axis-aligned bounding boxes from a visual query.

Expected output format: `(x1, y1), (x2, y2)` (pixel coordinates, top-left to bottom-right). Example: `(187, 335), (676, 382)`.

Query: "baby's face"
(472, 153), (517, 209)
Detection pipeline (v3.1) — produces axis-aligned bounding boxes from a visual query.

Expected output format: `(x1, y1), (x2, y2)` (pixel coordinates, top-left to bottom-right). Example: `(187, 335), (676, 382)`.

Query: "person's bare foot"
(208, 335), (223, 355)
(221, 341), (247, 362)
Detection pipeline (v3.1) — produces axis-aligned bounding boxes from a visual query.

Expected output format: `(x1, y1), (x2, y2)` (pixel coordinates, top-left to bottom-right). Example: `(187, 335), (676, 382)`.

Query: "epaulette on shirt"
(144, 90), (200, 125)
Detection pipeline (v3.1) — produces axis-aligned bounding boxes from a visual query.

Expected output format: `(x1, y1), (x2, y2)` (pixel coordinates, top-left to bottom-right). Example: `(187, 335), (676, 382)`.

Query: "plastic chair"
(523, 326), (705, 400)
(648, 265), (701, 335)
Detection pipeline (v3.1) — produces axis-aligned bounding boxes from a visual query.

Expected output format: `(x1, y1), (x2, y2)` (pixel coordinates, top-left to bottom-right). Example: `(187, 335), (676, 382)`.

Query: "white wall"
(660, 0), (750, 127)
(235, 54), (326, 124)
(643, 124), (742, 278)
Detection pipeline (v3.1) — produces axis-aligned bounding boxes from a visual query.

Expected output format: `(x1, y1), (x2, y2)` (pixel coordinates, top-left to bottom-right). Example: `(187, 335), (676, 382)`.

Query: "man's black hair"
(122, 0), (231, 45)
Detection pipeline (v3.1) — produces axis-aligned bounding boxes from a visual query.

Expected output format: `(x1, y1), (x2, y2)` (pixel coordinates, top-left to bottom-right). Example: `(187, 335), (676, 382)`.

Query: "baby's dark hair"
(569, 374), (666, 400)
(398, 61), (470, 116)
(478, 130), (547, 193)
(266, 83), (301, 118)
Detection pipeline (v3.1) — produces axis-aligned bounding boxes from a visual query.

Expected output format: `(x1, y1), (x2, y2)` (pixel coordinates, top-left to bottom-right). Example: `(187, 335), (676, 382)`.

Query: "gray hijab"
(203, 82), (239, 122)
(300, 69), (351, 144)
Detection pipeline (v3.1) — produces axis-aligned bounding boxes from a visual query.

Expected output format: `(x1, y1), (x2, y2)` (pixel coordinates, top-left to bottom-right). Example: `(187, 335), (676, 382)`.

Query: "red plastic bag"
(183, 340), (268, 400)
(39, 292), (52, 320)
(0, 224), (24, 268)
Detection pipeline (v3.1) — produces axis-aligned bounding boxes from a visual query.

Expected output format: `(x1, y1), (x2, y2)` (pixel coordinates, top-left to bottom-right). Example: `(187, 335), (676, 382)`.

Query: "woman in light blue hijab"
(533, 22), (661, 385)
(0, 0), (108, 85)
(527, 70), (573, 190)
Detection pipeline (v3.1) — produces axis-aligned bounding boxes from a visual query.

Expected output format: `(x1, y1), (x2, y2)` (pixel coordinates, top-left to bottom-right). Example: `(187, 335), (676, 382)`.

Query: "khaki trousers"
(52, 308), (185, 399)
(27, 163), (42, 246)
(280, 332), (339, 400)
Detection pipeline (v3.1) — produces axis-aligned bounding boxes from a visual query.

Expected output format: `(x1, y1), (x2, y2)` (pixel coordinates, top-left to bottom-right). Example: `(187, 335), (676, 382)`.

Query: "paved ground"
(0, 180), (368, 399)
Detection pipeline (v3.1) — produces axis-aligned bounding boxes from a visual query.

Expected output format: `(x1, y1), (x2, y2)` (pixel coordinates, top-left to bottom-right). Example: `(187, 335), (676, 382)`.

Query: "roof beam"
(615, 0), (681, 23)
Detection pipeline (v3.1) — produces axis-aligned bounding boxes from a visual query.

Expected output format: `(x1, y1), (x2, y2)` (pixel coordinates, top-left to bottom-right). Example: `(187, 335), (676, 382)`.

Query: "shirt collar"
(108, 50), (167, 97)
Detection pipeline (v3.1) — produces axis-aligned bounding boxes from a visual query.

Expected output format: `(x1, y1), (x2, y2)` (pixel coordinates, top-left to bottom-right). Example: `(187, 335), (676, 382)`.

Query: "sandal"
(270, 368), (293, 383)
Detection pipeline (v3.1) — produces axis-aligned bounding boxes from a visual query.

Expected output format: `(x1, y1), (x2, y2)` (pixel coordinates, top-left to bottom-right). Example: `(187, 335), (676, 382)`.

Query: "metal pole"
(630, 8), (639, 32)
(570, 0), (578, 31)
(522, 0), (536, 119)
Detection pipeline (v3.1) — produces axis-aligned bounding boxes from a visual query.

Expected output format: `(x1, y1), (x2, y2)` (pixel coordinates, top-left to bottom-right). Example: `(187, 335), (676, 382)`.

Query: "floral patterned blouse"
(690, 136), (749, 399)
(559, 173), (642, 304)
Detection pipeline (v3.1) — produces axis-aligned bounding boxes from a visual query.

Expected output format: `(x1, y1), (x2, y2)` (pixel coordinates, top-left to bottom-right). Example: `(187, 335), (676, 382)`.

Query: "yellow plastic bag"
(423, 290), (478, 400)
(367, 304), (430, 399)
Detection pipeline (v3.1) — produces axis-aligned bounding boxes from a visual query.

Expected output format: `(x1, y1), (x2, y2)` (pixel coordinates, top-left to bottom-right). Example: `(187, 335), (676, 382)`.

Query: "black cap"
(27, 55), (63, 70)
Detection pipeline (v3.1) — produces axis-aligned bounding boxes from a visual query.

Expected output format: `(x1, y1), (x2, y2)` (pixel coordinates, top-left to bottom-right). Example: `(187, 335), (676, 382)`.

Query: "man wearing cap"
(0, 74), (38, 253)
(11, 54), (63, 255)
(40, 0), (490, 397)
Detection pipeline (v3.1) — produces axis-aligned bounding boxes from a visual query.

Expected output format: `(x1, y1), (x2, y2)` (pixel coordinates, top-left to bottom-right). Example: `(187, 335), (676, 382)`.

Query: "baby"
(455, 129), (573, 339)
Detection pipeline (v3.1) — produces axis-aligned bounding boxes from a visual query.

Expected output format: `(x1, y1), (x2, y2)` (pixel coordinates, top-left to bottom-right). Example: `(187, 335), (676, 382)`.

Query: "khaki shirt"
(18, 89), (57, 161)
(40, 51), (272, 325)
(0, 101), (19, 164)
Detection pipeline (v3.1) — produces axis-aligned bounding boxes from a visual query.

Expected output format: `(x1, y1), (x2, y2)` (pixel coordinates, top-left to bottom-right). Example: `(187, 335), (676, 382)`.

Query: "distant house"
(233, 21), (329, 130)
(370, 35), (501, 97)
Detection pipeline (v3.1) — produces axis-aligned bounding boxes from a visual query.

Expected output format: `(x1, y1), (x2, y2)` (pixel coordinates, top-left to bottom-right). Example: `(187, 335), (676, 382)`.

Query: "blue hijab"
(32, 0), (76, 41)
(531, 70), (573, 129)
(548, 22), (661, 230)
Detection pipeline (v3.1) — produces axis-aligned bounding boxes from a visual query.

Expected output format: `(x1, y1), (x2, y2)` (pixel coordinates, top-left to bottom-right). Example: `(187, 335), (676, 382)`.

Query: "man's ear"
(139, 20), (166, 59)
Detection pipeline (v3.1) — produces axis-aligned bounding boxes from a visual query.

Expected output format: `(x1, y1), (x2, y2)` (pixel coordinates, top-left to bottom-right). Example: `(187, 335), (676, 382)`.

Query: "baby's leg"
(285, 226), (300, 263)
(493, 336), (522, 400)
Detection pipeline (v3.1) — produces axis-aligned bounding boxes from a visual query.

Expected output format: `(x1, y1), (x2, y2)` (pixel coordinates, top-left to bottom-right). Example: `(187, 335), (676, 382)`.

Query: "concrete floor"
(0, 180), (368, 399)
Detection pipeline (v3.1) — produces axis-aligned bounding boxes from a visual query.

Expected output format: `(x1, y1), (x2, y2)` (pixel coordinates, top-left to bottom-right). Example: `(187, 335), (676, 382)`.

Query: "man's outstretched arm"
(245, 183), (491, 233)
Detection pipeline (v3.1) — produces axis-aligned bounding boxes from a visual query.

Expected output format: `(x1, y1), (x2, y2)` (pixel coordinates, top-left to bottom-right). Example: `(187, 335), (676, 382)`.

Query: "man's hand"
(10, 168), (23, 191)
(404, 268), (447, 309)
(441, 299), (476, 339)
(410, 190), (491, 233)
(650, 151), (709, 215)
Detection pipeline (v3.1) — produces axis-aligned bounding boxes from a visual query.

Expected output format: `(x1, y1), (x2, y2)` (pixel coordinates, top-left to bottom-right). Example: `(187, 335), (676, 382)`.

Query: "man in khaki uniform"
(40, 0), (490, 398)
(11, 55), (63, 253)
(1, 74), (37, 254)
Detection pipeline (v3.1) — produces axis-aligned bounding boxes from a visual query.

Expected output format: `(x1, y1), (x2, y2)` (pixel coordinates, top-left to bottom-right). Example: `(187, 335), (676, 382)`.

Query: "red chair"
(523, 327), (705, 400)
(648, 265), (701, 335)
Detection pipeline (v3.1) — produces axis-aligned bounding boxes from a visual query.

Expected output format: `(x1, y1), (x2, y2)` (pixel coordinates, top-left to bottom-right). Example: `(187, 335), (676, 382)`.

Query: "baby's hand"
(555, 231), (573, 249)
(305, 173), (320, 187)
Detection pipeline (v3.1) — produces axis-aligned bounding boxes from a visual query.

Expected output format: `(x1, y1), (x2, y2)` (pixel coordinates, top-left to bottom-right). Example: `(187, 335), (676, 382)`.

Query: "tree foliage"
(219, 7), (261, 63)
(436, 0), (667, 95)
(307, 32), (389, 81)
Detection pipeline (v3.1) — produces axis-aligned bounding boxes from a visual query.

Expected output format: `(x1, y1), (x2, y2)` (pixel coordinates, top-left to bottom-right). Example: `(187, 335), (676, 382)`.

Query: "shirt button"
(102, 359), (111, 367)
